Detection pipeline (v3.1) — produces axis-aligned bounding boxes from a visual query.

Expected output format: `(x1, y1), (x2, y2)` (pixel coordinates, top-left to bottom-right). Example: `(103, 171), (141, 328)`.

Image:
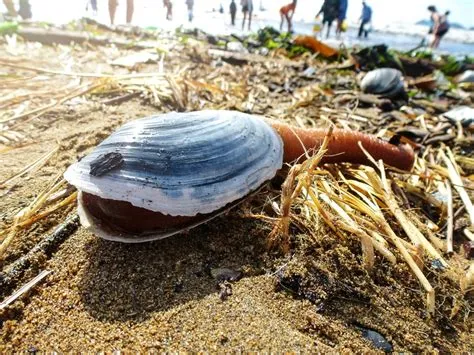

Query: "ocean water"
(9, 0), (474, 56)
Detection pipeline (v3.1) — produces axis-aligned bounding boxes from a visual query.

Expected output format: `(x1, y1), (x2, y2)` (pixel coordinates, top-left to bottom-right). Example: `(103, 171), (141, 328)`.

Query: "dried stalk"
(0, 82), (104, 125)
(0, 176), (69, 257)
(0, 145), (59, 188)
(269, 126), (333, 251)
(464, 229), (474, 242)
(0, 59), (169, 79)
(319, 193), (374, 269)
(359, 142), (448, 267)
(441, 150), (474, 227)
(0, 270), (51, 310)
(460, 263), (474, 294)
(445, 180), (454, 254)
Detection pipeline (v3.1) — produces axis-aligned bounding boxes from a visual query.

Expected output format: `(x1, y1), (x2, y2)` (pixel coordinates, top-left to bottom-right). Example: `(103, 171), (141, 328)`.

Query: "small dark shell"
(360, 68), (404, 98)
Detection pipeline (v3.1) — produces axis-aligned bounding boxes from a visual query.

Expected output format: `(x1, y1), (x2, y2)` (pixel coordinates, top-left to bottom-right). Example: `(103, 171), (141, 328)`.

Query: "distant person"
(358, 1), (372, 38)
(109, 0), (134, 25)
(186, 0), (194, 22)
(336, 0), (348, 37)
(279, 0), (297, 33)
(230, 0), (237, 26)
(18, 0), (32, 19)
(164, 0), (173, 20)
(2, 0), (31, 19)
(241, 0), (253, 30)
(427, 5), (449, 49)
(86, 0), (98, 16)
(316, 0), (339, 39)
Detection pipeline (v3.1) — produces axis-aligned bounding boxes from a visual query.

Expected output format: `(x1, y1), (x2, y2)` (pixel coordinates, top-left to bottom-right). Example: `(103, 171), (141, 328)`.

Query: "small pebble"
(219, 282), (233, 301)
(173, 280), (184, 293)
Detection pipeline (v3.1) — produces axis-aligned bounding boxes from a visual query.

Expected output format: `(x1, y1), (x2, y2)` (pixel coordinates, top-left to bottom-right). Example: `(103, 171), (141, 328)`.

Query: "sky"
(1, 0), (473, 29)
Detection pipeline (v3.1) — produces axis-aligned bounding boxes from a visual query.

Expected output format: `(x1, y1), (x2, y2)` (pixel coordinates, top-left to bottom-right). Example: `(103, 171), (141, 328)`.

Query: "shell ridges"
(64, 110), (283, 217)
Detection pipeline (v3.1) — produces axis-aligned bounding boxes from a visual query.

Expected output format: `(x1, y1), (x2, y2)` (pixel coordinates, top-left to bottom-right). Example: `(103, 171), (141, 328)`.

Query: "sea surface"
(11, 0), (474, 56)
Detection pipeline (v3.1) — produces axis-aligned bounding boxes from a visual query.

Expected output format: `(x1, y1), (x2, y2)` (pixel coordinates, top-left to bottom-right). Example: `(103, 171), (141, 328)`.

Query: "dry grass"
(269, 141), (473, 315)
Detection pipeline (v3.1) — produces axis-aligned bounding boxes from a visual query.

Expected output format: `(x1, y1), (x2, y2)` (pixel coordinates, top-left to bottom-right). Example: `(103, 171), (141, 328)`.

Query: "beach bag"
(363, 22), (373, 33)
(341, 20), (348, 32)
(313, 16), (322, 33)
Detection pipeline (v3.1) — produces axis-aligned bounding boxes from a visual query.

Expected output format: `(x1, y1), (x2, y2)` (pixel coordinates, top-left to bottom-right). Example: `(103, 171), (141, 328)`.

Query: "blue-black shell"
(64, 110), (284, 217)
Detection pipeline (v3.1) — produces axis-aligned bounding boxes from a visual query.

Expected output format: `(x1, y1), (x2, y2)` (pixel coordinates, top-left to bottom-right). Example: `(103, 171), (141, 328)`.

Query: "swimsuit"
(280, 3), (296, 15)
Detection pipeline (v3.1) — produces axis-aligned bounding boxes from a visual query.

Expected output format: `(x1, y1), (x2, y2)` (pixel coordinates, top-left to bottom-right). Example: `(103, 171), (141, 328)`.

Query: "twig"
(0, 270), (51, 310)
(102, 91), (141, 105)
(0, 214), (79, 296)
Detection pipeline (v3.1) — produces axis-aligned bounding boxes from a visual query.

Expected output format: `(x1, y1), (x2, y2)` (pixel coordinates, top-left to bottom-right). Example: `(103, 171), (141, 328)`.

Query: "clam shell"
(360, 68), (404, 98)
(64, 110), (283, 241)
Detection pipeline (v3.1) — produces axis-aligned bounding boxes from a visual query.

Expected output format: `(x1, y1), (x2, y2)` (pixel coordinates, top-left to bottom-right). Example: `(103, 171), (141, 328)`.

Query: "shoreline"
(3, 0), (473, 53)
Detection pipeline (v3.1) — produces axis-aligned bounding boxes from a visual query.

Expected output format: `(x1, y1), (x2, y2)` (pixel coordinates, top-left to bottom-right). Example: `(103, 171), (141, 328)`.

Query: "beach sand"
(1, 26), (473, 352)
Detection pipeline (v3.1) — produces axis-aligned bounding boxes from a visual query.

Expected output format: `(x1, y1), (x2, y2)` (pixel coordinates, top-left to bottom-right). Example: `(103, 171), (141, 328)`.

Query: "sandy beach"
(0, 17), (473, 352)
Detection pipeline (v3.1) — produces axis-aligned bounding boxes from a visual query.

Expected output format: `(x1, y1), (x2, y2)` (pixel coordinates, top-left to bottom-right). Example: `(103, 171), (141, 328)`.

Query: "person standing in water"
(241, 0), (253, 30)
(358, 1), (372, 38)
(186, 0), (194, 22)
(230, 0), (237, 26)
(336, 0), (348, 37)
(279, 0), (297, 33)
(427, 6), (449, 49)
(108, 0), (134, 25)
(316, 0), (339, 39)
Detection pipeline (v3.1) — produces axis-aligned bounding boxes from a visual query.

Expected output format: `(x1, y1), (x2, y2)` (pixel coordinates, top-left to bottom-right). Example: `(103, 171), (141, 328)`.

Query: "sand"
(1, 25), (473, 352)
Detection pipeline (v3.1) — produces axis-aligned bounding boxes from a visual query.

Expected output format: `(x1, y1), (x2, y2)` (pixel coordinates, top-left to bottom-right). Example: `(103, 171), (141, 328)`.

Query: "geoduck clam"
(64, 110), (414, 243)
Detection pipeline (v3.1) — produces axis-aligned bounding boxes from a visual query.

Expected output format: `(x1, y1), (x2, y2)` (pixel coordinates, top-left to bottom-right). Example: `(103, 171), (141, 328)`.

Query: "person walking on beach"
(427, 5), (449, 49)
(279, 0), (297, 33)
(358, 1), (372, 38)
(86, 0), (98, 16)
(2, 0), (31, 19)
(316, 0), (339, 39)
(164, 0), (173, 20)
(241, 0), (253, 31)
(186, 0), (194, 22)
(230, 0), (237, 26)
(2, 0), (16, 17)
(109, 0), (134, 25)
(336, 0), (348, 37)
